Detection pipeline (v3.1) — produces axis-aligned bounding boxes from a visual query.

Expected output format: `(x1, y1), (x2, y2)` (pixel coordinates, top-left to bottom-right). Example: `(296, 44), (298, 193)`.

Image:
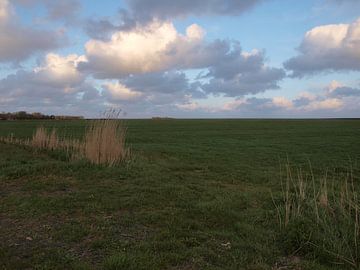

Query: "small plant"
(272, 162), (360, 268)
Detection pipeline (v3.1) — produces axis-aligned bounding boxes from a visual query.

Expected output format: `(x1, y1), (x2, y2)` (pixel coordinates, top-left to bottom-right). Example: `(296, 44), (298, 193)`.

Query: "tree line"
(0, 111), (83, 120)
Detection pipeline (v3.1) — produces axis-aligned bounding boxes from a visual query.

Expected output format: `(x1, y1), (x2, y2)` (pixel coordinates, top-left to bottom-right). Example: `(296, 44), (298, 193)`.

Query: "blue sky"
(0, 0), (359, 118)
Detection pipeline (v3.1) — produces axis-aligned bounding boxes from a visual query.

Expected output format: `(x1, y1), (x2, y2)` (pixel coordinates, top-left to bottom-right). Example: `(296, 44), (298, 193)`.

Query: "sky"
(0, 0), (359, 118)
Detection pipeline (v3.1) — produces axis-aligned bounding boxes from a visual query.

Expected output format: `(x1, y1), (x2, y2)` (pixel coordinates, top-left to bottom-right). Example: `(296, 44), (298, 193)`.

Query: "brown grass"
(82, 119), (129, 166)
(0, 115), (129, 166)
(31, 126), (60, 150)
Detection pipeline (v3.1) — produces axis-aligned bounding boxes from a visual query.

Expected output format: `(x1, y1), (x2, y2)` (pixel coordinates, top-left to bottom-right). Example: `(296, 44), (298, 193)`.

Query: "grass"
(1, 118), (129, 166)
(273, 162), (360, 268)
(0, 119), (359, 269)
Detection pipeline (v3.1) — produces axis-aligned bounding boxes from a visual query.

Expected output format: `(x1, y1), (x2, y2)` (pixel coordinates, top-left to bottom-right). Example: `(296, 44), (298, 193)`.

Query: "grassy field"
(0, 119), (359, 269)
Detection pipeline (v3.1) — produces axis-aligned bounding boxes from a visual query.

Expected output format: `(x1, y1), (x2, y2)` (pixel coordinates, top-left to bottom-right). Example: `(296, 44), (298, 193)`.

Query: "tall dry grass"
(0, 113), (129, 166)
(82, 119), (129, 166)
(273, 162), (360, 268)
(31, 126), (60, 150)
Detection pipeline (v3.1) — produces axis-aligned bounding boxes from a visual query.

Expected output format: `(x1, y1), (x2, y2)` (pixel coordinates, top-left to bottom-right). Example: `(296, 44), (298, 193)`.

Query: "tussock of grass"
(82, 119), (129, 166)
(273, 163), (360, 268)
(31, 127), (60, 150)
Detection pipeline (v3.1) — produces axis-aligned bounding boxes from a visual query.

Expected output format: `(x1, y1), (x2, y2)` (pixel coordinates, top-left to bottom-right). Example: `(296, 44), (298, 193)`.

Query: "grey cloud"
(201, 45), (285, 97)
(293, 96), (312, 107)
(14, 0), (82, 24)
(126, 0), (262, 21)
(84, 9), (136, 40)
(81, 25), (285, 97)
(84, 18), (121, 40)
(103, 71), (205, 106)
(0, 24), (65, 63)
(0, 1), (67, 63)
(46, 0), (82, 24)
(205, 46), (265, 80)
(202, 66), (285, 97)
(0, 70), (77, 100)
(328, 86), (360, 98)
(284, 51), (360, 78)
(0, 72), (105, 117)
(83, 0), (263, 39)
(0, 60), (100, 113)
(124, 72), (196, 94)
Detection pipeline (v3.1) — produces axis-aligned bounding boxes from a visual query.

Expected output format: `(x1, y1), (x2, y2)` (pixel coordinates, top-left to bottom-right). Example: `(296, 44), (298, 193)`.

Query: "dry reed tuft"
(82, 118), (129, 166)
(0, 110), (129, 166)
(31, 126), (60, 150)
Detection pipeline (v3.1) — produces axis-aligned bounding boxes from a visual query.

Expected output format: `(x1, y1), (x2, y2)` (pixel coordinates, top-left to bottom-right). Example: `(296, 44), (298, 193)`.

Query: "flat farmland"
(1, 119), (359, 269)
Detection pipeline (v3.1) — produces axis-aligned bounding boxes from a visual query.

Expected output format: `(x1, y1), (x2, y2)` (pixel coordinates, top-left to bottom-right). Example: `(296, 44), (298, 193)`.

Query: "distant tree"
(16, 111), (28, 120)
(0, 111), (83, 120)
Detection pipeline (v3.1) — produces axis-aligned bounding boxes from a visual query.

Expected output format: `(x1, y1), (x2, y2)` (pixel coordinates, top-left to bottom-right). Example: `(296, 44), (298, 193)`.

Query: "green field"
(1, 119), (360, 269)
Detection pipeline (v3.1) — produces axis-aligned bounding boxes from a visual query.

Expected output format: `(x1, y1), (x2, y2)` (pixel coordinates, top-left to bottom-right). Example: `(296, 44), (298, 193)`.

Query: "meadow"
(0, 119), (359, 269)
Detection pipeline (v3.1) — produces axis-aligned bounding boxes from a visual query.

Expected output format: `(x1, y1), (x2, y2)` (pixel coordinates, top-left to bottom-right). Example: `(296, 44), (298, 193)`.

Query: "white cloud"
(103, 81), (143, 101)
(82, 21), (206, 77)
(33, 53), (86, 86)
(176, 101), (202, 111)
(0, 0), (11, 22)
(175, 100), (235, 113)
(80, 20), (285, 99)
(285, 17), (360, 76)
(325, 80), (360, 98)
(272, 96), (293, 109)
(303, 98), (343, 111)
(222, 99), (247, 111)
(326, 80), (344, 93)
(0, 53), (99, 111)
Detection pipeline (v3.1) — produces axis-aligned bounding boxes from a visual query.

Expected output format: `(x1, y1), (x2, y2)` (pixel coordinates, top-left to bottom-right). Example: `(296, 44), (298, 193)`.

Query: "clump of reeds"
(31, 126), (60, 150)
(82, 118), (129, 166)
(0, 109), (129, 167)
(272, 162), (360, 268)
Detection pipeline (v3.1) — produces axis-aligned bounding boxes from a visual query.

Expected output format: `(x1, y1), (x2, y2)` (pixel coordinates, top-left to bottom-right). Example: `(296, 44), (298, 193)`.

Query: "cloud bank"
(80, 21), (285, 99)
(285, 17), (360, 77)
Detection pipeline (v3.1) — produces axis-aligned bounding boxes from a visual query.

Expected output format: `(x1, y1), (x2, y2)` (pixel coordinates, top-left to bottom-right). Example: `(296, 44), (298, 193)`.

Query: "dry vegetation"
(273, 163), (360, 268)
(82, 118), (129, 166)
(0, 117), (129, 166)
